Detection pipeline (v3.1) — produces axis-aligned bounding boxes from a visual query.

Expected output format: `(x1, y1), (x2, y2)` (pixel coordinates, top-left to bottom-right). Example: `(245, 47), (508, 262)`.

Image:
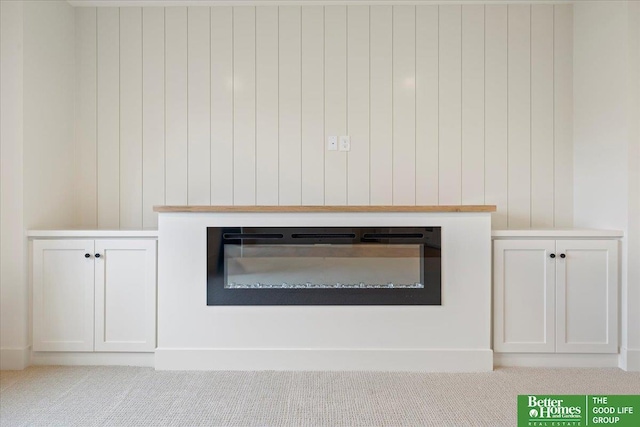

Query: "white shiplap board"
(324, 6), (347, 206)
(233, 6), (256, 205)
(531, 4), (554, 228)
(256, 6), (279, 205)
(210, 7), (233, 205)
(392, 5), (416, 206)
(438, 5), (462, 206)
(164, 7), (188, 206)
(300, 6), (324, 206)
(187, 7), (211, 205)
(553, 4), (573, 228)
(279, 6), (302, 205)
(97, 8), (120, 228)
(507, 4), (531, 228)
(119, 7), (143, 229)
(484, 4), (508, 229)
(142, 7), (165, 229)
(369, 5), (393, 206)
(461, 5), (484, 205)
(75, 7), (97, 228)
(415, 5), (439, 206)
(347, 5), (370, 206)
(75, 4), (573, 229)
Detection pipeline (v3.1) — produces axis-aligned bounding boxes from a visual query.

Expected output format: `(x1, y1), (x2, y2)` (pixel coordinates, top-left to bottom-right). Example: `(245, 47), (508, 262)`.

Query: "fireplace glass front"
(207, 227), (441, 305)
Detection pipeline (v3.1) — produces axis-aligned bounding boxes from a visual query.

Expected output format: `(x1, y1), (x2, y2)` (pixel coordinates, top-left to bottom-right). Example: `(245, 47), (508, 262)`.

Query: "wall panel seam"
(209, 6), (212, 206)
(552, 4), (556, 226)
(186, 7), (189, 204)
(529, 4), (532, 228)
(141, 8), (144, 224)
(506, 4), (510, 228)
(346, 5), (349, 205)
(391, 5), (394, 204)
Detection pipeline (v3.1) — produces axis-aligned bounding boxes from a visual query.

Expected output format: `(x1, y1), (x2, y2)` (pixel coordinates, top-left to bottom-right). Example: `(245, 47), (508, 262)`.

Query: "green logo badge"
(518, 395), (640, 427)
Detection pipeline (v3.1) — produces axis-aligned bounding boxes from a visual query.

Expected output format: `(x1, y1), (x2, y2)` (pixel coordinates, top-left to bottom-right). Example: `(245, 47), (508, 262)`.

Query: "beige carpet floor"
(1, 366), (640, 426)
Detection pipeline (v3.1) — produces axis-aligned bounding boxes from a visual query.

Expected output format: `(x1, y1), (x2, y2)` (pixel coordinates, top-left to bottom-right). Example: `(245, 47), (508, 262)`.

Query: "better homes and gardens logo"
(518, 395), (640, 427)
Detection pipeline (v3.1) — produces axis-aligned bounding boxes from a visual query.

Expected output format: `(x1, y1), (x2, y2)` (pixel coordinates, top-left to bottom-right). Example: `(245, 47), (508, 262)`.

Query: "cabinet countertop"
(153, 205), (497, 213)
(27, 230), (159, 238)
(492, 229), (623, 238)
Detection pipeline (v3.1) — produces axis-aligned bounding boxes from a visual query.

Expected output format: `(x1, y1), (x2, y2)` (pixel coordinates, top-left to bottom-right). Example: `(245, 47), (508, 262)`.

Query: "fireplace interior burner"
(207, 226), (441, 306)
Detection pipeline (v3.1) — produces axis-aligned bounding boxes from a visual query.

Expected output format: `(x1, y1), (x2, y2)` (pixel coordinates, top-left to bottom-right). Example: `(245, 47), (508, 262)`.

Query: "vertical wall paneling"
(256, 6), (279, 205)
(97, 8), (120, 228)
(279, 6), (302, 205)
(301, 6), (324, 205)
(484, 5), (508, 228)
(553, 5), (573, 227)
(392, 6), (416, 205)
(165, 7), (188, 205)
(233, 7), (257, 205)
(142, 7), (165, 228)
(347, 6), (370, 205)
(531, 5), (554, 228)
(415, 6), (439, 205)
(187, 7), (211, 205)
(210, 7), (233, 205)
(461, 5), (485, 205)
(369, 6), (393, 205)
(324, 6), (347, 205)
(507, 5), (531, 228)
(120, 7), (143, 228)
(78, 4), (572, 227)
(75, 8), (97, 227)
(438, 5), (462, 205)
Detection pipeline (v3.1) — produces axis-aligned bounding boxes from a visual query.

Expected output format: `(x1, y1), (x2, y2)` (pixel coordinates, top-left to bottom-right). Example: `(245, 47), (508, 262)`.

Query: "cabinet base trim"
(31, 352), (155, 367)
(155, 348), (494, 372)
(494, 353), (618, 368)
(619, 348), (640, 371)
(0, 346), (31, 370)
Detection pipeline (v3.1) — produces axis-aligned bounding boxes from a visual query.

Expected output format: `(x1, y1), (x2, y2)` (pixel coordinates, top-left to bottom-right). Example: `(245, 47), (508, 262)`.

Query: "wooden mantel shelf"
(154, 205), (496, 213)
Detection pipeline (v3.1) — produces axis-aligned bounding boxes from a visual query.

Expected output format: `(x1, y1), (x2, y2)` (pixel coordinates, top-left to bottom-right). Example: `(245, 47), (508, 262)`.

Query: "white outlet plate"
(339, 136), (350, 151)
(328, 136), (338, 151)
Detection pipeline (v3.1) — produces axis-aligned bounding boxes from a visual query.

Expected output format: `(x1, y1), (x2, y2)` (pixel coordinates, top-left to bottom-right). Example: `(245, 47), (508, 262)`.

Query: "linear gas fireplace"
(206, 226), (441, 305)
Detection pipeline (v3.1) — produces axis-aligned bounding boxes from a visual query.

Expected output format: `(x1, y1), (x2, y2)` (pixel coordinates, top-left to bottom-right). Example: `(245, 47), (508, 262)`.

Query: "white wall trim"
(68, 1), (584, 7)
(619, 347), (640, 371)
(494, 353), (620, 368)
(155, 348), (494, 372)
(0, 347), (31, 370)
(31, 352), (155, 367)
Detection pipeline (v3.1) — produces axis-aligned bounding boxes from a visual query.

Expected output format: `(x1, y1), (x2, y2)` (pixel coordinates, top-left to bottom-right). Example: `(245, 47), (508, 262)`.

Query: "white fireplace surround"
(156, 210), (493, 372)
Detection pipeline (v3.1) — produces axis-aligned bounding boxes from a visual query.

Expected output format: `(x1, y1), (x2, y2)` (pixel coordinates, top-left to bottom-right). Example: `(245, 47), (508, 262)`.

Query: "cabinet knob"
(95, 253), (101, 258)
(560, 253), (566, 259)
(84, 253), (91, 258)
(550, 253), (556, 258)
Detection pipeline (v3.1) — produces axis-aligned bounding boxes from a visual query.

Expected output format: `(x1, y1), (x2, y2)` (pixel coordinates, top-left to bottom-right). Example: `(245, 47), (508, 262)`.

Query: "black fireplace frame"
(206, 226), (441, 306)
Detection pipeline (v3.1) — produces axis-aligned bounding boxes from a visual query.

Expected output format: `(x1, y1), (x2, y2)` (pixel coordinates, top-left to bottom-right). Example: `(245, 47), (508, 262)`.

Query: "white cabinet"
(33, 237), (157, 353)
(33, 240), (95, 352)
(493, 238), (618, 354)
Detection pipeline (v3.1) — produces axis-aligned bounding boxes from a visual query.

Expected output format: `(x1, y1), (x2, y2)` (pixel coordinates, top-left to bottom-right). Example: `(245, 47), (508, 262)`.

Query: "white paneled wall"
(74, 4), (573, 229)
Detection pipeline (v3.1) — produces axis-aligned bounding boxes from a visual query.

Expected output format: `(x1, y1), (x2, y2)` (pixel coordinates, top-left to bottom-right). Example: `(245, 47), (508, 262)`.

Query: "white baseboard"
(0, 346), (31, 370)
(31, 352), (154, 367)
(494, 352), (619, 368)
(619, 348), (640, 371)
(155, 348), (494, 372)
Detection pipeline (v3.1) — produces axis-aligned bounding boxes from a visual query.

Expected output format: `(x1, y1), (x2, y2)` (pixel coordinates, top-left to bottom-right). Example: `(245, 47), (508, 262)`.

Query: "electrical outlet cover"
(328, 136), (338, 151)
(339, 136), (350, 151)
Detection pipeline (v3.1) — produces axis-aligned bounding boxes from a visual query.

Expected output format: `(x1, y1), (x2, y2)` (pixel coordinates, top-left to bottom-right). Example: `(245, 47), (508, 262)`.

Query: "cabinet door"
(33, 239), (95, 352)
(556, 240), (618, 353)
(94, 239), (157, 352)
(493, 239), (556, 352)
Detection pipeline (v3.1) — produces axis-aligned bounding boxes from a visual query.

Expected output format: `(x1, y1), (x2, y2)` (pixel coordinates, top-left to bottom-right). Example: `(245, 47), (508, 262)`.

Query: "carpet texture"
(2, 366), (640, 426)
